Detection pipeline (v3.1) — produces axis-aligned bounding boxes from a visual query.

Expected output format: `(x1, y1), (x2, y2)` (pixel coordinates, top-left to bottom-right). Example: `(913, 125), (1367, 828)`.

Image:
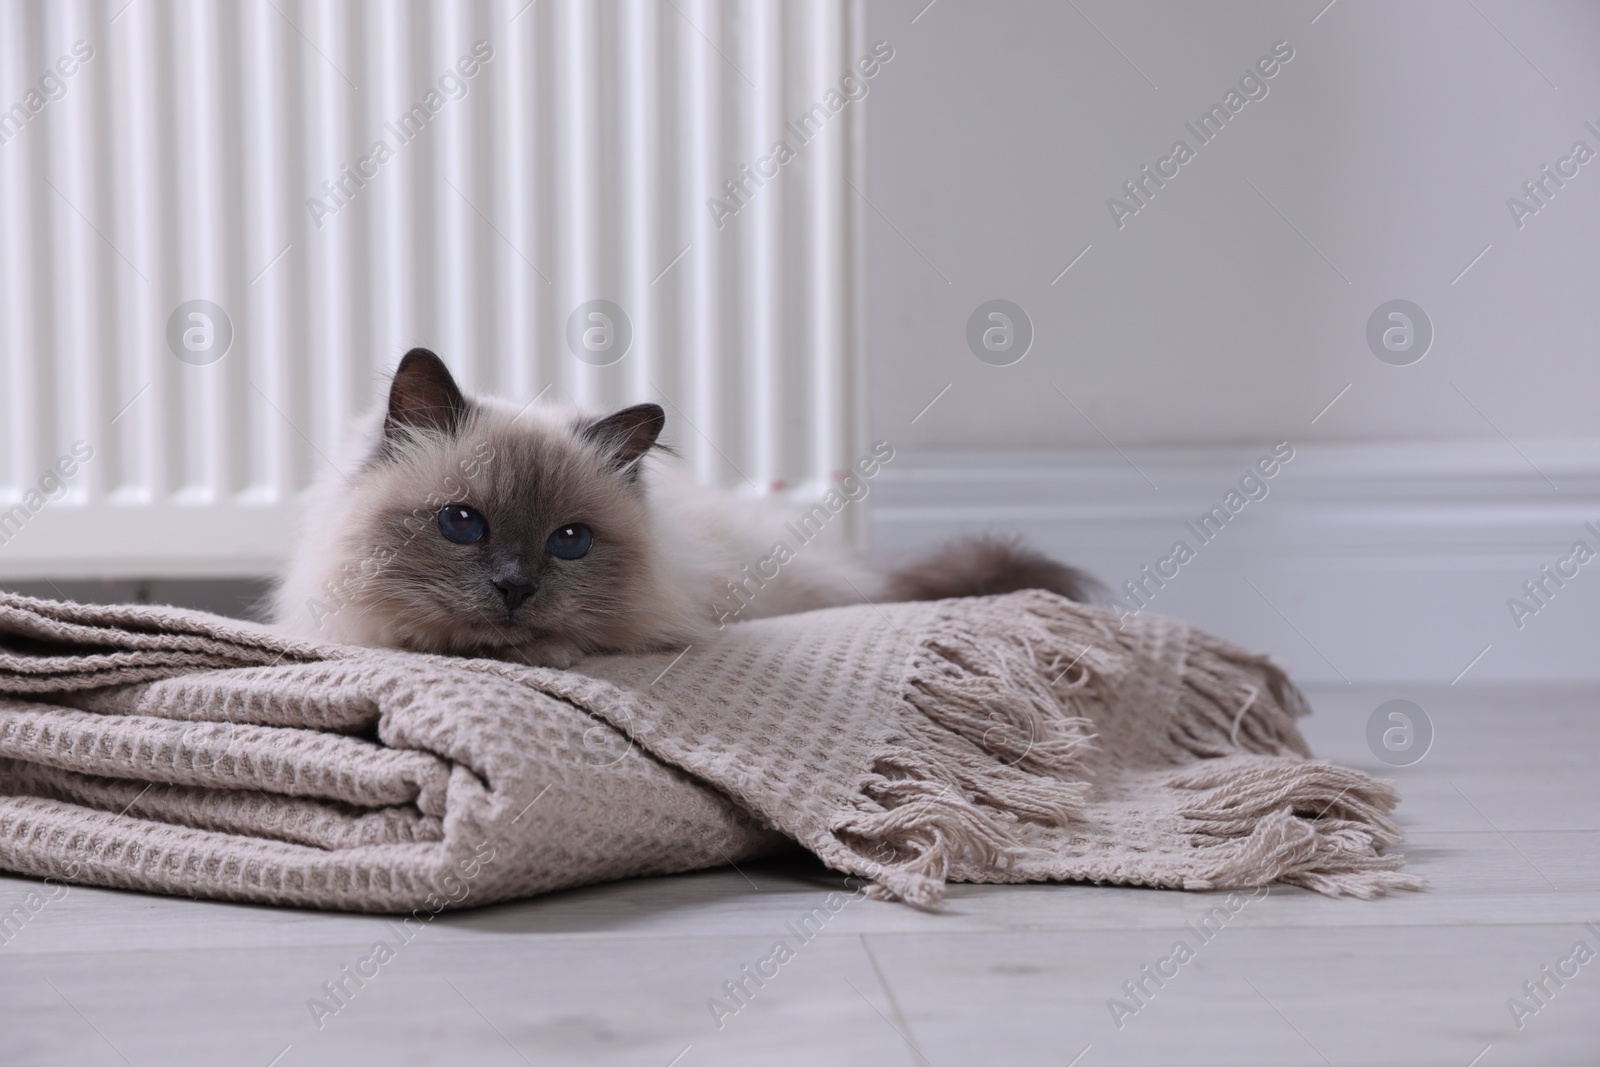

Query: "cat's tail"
(883, 534), (1101, 605)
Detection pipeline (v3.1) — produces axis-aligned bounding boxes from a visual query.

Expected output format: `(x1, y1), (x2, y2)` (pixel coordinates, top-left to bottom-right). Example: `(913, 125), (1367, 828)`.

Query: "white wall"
(864, 0), (1600, 449)
(862, 0), (1600, 684)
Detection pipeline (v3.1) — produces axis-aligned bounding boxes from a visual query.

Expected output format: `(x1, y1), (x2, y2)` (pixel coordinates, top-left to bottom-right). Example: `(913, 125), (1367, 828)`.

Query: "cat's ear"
(384, 348), (468, 443)
(581, 403), (666, 477)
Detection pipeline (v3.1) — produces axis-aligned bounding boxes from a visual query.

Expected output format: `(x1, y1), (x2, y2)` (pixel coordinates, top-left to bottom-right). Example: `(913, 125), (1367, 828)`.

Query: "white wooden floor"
(1, 683), (1596, 1067)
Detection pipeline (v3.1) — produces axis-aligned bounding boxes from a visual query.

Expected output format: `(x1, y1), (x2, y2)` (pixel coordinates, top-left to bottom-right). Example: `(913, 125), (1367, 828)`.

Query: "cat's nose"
(493, 578), (536, 612)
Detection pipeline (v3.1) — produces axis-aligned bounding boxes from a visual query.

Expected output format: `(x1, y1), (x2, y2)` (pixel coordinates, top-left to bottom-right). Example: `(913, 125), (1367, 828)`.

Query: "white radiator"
(0, 0), (869, 578)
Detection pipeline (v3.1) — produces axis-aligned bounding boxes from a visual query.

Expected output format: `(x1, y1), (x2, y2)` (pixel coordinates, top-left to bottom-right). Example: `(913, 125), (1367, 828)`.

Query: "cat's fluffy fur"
(271, 349), (1096, 666)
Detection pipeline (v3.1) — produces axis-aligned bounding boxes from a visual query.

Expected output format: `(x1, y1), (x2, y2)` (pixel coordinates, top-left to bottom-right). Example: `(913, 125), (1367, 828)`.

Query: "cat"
(270, 348), (1096, 666)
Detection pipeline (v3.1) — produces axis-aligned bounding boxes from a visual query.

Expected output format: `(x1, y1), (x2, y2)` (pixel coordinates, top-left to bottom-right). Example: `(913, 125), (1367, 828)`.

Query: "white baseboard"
(0, 502), (294, 580)
(868, 440), (1600, 684)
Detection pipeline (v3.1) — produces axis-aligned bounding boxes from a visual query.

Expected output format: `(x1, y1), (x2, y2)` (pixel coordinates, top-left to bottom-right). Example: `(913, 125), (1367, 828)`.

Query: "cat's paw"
(512, 636), (585, 669)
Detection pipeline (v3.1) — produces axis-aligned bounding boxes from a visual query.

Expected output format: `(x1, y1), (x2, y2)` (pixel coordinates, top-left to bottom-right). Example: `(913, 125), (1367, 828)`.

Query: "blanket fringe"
(1168, 629), (1314, 759)
(1165, 757), (1425, 897)
(828, 598), (1108, 907)
(828, 592), (1421, 906)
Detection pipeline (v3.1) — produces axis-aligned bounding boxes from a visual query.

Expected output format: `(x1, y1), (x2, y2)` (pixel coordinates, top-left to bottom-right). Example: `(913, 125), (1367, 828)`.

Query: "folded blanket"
(0, 589), (1420, 912)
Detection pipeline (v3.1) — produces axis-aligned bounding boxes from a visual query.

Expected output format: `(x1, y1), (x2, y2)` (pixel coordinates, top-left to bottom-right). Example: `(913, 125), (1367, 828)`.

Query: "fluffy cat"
(270, 349), (1095, 666)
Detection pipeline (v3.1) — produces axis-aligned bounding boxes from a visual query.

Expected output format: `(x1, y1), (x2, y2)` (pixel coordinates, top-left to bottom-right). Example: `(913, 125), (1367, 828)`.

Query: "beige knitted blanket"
(0, 589), (1420, 911)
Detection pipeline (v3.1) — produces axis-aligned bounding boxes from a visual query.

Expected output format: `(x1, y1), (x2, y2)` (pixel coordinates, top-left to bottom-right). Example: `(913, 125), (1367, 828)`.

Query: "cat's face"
(337, 349), (667, 659)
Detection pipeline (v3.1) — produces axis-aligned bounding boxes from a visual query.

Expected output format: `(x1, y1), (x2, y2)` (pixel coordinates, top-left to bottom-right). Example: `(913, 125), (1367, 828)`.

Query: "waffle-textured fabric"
(0, 589), (1421, 912)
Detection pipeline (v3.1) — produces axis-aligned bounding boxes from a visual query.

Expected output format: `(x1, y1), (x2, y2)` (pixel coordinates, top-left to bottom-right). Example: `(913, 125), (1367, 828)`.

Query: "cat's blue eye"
(438, 504), (488, 544)
(546, 523), (593, 560)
